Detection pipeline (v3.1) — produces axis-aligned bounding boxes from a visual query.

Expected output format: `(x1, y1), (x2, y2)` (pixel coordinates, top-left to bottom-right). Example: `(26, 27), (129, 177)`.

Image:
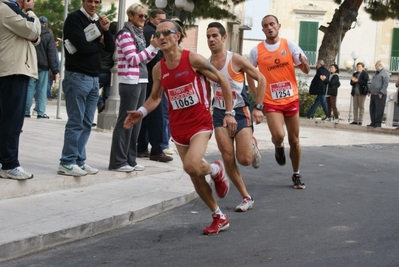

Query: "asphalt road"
(2, 144), (399, 267)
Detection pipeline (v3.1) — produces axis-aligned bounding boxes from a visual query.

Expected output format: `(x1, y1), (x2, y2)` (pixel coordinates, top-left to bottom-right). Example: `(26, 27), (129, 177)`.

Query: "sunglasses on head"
(154, 29), (177, 38)
(137, 14), (148, 19)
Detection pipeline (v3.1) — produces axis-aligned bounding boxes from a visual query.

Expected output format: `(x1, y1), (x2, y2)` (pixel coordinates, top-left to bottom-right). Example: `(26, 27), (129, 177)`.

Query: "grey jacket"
(369, 68), (389, 95)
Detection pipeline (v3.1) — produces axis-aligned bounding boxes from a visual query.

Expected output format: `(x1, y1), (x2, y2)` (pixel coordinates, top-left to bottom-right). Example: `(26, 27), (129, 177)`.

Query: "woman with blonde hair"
(109, 3), (159, 172)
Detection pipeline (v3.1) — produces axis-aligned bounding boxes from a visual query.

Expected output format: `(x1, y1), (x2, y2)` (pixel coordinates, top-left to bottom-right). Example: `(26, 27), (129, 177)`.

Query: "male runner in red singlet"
(247, 15), (310, 189)
(207, 22), (266, 212)
(124, 19), (237, 235)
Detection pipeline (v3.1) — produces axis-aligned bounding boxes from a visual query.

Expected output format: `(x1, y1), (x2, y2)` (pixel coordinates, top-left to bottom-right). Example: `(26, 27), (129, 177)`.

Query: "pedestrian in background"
(350, 62), (369, 126)
(367, 60), (389, 128)
(25, 16), (59, 119)
(137, 9), (173, 163)
(0, 0), (41, 180)
(306, 59), (329, 119)
(58, 0), (115, 176)
(108, 3), (159, 172)
(326, 63), (340, 123)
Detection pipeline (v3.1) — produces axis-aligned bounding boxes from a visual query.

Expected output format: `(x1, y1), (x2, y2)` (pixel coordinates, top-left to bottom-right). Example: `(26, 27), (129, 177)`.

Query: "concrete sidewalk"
(0, 101), (398, 262)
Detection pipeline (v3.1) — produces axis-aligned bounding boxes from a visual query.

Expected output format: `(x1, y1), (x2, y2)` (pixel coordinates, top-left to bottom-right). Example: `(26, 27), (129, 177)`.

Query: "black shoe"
(24, 115), (31, 118)
(358, 122), (362, 126)
(373, 125), (381, 128)
(37, 114), (50, 119)
(367, 124), (375, 127)
(137, 151), (150, 158)
(97, 102), (105, 113)
(91, 123), (97, 127)
(350, 121), (358, 125)
(275, 146), (286, 166)
(149, 153), (173, 162)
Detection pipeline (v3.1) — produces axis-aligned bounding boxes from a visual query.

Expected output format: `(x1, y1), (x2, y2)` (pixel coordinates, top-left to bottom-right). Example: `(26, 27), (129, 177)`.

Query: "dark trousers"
(137, 79), (164, 155)
(0, 75), (30, 170)
(369, 94), (387, 127)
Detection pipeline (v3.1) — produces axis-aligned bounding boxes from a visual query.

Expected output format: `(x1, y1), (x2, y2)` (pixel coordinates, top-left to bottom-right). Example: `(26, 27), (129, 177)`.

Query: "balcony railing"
(303, 51), (317, 66)
(390, 56), (399, 71)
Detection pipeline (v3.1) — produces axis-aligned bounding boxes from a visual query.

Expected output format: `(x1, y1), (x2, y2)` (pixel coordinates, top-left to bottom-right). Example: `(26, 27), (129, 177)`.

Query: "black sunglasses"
(154, 29), (177, 38)
(137, 14), (148, 19)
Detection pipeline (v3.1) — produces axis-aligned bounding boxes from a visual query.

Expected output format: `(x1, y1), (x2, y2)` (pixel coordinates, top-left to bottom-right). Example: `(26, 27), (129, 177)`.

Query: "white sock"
(212, 207), (225, 218)
(210, 163), (219, 177)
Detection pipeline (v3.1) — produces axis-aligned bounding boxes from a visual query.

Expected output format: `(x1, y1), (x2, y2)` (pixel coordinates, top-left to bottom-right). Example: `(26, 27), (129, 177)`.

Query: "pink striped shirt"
(116, 31), (159, 84)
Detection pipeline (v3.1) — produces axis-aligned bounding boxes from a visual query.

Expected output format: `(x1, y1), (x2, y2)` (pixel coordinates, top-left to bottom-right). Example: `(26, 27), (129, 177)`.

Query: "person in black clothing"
(350, 62), (370, 125)
(97, 21), (117, 114)
(306, 59), (330, 119)
(25, 16), (59, 119)
(325, 63), (340, 122)
(137, 9), (173, 163)
(57, 0), (115, 177)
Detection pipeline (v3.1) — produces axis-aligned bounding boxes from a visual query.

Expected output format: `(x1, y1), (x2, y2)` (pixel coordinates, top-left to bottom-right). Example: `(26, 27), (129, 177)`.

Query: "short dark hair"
(357, 62), (365, 68)
(149, 9), (166, 18)
(262, 14), (279, 24)
(330, 63), (339, 73)
(207, 22), (226, 36)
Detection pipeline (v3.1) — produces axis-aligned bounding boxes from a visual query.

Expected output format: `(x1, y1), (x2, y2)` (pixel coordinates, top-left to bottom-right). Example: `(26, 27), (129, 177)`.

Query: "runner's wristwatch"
(254, 104), (264, 111)
(225, 110), (236, 117)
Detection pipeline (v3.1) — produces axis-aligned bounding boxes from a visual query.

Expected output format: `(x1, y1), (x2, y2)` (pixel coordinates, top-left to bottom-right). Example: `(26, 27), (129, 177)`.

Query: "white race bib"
(270, 81), (293, 99)
(168, 83), (199, 110)
(214, 88), (237, 109)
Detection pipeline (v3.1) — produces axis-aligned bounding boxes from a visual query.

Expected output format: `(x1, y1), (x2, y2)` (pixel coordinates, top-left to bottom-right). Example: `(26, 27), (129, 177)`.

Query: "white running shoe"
(0, 166), (33, 180)
(252, 136), (261, 169)
(58, 164), (87, 176)
(235, 197), (254, 212)
(115, 165), (135, 172)
(163, 147), (174, 155)
(133, 164), (145, 171)
(80, 164), (98, 175)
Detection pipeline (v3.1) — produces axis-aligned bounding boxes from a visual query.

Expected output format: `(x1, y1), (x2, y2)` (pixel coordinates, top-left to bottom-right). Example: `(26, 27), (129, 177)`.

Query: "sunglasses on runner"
(154, 29), (177, 38)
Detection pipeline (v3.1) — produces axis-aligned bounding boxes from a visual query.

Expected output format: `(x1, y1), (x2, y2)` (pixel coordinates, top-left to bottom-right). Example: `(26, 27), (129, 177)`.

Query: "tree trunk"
(318, 0), (363, 67)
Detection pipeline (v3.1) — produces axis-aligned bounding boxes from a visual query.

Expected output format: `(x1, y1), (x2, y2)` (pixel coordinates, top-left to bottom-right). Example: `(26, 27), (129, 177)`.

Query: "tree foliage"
(139, 0), (246, 25)
(33, 0), (117, 43)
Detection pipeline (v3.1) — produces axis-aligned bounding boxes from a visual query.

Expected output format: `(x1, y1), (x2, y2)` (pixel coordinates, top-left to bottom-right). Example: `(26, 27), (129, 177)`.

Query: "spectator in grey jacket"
(368, 60), (389, 128)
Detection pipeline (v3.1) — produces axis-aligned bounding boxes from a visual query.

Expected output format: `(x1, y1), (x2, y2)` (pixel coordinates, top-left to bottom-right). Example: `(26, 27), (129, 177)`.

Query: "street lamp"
(155, 0), (195, 22)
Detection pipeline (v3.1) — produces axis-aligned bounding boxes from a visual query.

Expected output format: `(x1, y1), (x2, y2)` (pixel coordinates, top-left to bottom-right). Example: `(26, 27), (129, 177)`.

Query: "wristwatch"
(225, 110), (236, 117)
(254, 104), (264, 111)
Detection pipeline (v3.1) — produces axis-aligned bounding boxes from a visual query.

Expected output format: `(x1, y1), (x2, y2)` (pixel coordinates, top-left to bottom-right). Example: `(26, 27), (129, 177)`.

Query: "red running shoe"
(211, 160), (229, 198)
(203, 214), (229, 235)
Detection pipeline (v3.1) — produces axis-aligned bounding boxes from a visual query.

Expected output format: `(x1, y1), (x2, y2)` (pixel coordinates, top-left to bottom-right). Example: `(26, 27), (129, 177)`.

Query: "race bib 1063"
(168, 83), (199, 110)
(270, 81), (293, 99)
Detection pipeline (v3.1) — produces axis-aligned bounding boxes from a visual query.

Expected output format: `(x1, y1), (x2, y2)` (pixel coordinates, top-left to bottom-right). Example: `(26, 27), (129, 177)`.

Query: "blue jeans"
(160, 92), (171, 149)
(60, 71), (99, 166)
(25, 69), (48, 116)
(306, 94), (328, 118)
